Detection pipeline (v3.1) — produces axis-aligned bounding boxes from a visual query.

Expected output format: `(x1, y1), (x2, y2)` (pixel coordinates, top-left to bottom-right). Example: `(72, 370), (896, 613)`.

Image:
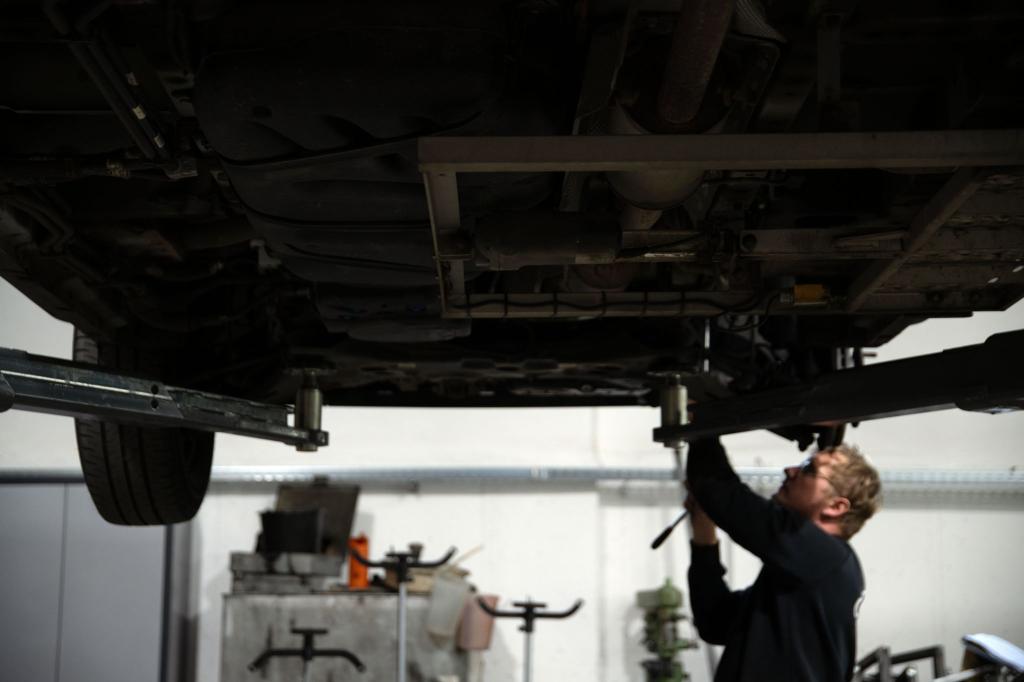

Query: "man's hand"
(685, 480), (718, 546)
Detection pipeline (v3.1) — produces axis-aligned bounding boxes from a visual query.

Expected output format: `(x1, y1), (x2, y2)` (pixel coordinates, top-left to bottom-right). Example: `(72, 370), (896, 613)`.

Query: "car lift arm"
(4, 331), (1020, 450)
(654, 330), (1024, 444)
(0, 348), (327, 450)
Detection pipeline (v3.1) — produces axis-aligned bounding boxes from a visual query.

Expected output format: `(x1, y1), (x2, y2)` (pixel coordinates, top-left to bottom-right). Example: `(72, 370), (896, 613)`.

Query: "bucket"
(457, 594), (499, 651)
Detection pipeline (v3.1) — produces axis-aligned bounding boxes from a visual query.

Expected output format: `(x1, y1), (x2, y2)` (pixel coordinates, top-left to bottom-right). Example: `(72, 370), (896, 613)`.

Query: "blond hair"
(825, 444), (882, 539)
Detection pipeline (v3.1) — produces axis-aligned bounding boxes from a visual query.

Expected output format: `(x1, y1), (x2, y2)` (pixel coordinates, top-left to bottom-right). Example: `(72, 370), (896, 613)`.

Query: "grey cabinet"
(0, 484), (168, 682)
(221, 593), (469, 682)
(0, 485), (64, 682)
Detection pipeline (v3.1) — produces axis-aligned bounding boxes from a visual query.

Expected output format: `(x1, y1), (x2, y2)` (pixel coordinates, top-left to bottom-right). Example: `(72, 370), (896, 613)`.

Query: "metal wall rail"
(3, 466), (1023, 494)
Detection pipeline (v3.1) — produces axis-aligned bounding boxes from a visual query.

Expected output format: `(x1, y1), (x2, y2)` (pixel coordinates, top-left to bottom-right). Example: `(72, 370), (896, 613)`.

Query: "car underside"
(2, 0), (1023, 415)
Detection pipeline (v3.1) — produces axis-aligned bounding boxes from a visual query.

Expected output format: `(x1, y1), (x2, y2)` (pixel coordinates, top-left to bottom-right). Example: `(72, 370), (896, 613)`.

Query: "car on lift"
(1, 0), (1023, 524)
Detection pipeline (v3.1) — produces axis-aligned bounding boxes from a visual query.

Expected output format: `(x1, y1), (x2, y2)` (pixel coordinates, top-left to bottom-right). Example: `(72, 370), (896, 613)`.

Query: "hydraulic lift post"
(0, 347), (328, 450)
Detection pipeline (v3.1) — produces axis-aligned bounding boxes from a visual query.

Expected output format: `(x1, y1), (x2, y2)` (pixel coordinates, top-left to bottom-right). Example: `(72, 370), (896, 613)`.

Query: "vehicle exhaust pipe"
(606, 0), (734, 221)
(657, 0), (735, 131)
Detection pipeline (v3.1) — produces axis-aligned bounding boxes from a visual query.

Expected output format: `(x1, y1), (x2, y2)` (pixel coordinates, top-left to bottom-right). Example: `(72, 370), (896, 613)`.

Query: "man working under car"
(685, 438), (882, 682)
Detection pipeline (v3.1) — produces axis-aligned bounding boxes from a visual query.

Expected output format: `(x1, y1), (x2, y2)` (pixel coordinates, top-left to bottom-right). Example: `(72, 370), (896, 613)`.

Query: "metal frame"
(419, 130), (1024, 174)
(845, 167), (988, 311)
(418, 129), (1024, 319)
(0, 348), (327, 449)
(731, 225), (1024, 261)
(854, 645), (949, 682)
(854, 647), (894, 682)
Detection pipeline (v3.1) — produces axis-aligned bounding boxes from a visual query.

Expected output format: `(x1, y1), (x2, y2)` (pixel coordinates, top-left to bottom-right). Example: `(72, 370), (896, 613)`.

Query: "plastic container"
(425, 568), (472, 639)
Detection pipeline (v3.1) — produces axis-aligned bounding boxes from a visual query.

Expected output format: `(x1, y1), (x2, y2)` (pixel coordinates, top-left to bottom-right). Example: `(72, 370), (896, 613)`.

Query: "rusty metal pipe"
(656, 0), (735, 129)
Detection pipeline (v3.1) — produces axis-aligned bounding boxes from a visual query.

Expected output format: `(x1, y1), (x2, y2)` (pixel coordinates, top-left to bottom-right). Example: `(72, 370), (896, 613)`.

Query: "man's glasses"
(796, 456), (844, 497)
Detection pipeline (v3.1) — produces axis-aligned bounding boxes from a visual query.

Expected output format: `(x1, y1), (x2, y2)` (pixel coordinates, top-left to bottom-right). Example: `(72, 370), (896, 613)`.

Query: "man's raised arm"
(686, 438), (850, 581)
(687, 491), (745, 644)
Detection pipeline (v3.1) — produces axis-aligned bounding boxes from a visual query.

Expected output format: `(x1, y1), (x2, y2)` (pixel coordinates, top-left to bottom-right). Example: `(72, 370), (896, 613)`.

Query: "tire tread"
(72, 330), (212, 526)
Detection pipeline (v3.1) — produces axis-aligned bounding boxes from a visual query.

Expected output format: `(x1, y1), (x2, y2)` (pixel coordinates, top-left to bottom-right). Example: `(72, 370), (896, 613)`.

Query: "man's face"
(773, 450), (846, 519)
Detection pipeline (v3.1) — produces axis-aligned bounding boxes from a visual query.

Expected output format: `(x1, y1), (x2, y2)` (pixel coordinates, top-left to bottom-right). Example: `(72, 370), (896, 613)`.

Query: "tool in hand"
(650, 508), (690, 549)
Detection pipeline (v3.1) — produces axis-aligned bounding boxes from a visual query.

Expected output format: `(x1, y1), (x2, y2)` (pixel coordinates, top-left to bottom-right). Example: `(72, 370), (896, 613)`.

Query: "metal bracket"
(294, 371), (324, 452)
(0, 348), (328, 450)
(658, 376), (688, 450)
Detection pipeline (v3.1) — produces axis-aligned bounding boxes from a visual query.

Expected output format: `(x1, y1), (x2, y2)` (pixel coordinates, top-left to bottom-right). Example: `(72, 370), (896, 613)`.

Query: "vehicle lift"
(642, 328), (1024, 542)
(1, 330), (1023, 453)
(652, 329), (1024, 446)
(0, 347), (327, 451)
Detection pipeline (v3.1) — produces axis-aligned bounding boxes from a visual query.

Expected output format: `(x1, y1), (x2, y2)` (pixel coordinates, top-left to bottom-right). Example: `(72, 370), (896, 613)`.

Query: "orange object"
(347, 534), (369, 589)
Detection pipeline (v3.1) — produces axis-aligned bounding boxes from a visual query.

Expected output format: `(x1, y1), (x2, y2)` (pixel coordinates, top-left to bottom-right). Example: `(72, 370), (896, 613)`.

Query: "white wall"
(2, 279), (1024, 681)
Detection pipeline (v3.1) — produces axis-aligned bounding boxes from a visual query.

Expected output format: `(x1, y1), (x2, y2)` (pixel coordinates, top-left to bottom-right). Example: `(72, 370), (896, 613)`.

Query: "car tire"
(73, 329), (213, 525)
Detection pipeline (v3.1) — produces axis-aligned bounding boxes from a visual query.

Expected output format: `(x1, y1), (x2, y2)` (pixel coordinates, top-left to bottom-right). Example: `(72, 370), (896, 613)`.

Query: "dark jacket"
(687, 438), (864, 682)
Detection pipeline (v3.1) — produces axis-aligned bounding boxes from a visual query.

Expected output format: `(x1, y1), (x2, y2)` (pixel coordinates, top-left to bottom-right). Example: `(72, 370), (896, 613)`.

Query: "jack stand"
(350, 545), (456, 682)
(248, 625), (365, 682)
(476, 597), (583, 682)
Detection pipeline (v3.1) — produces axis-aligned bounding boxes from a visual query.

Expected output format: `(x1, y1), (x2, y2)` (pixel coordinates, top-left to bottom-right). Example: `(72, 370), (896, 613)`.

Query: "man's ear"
(822, 496), (850, 520)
